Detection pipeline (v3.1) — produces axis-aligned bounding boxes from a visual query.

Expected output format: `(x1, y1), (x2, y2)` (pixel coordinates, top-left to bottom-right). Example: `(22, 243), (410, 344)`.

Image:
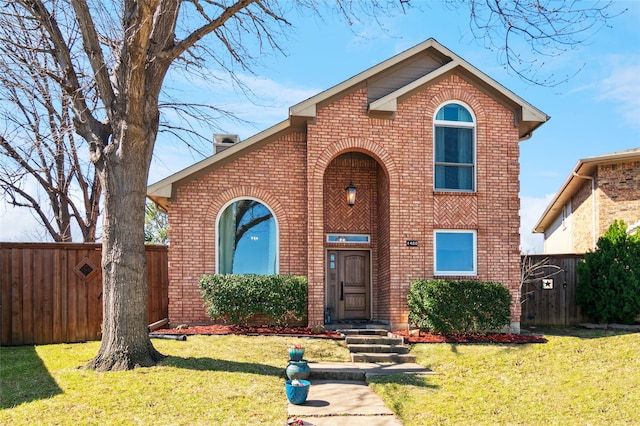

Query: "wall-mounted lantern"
(346, 151), (357, 207)
(345, 182), (357, 207)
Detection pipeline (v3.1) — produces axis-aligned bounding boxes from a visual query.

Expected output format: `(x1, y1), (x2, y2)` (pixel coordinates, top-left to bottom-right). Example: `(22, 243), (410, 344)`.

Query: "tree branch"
(69, 0), (116, 114)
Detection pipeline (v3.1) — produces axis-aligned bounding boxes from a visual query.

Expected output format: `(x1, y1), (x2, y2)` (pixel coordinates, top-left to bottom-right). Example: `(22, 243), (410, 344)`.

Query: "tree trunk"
(84, 123), (164, 371)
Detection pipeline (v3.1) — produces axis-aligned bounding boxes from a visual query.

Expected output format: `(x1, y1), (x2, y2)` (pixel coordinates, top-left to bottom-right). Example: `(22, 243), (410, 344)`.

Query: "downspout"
(572, 172), (596, 249)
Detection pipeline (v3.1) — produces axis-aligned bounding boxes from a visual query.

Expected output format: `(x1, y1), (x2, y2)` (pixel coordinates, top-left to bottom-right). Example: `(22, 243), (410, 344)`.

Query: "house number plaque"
(406, 240), (419, 247)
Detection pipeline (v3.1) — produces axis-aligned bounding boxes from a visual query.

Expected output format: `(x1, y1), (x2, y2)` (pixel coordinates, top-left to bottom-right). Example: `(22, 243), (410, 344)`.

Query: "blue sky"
(2, 1), (639, 252)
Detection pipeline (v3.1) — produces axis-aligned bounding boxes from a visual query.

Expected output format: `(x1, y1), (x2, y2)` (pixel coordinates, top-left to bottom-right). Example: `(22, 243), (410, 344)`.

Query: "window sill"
(433, 190), (477, 196)
(434, 274), (478, 279)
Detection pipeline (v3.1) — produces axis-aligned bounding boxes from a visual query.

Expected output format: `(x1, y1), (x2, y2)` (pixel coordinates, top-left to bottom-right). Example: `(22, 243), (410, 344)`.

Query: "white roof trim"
(147, 119), (291, 200)
(290, 38), (548, 128)
(290, 39), (442, 118)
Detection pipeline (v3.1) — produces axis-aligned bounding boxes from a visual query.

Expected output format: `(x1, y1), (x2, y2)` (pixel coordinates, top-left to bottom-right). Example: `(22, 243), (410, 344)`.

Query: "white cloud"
(0, 204), (48, 242)
(164, 67), (319, 135)
(150, 68), (321, 182)
(598, 55), (640, 129)
(519, 193), (555, 254)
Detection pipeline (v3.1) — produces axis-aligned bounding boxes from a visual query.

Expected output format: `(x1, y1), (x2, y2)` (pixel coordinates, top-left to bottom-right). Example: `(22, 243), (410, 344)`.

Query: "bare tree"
(454, 0), (624, 86)
(0, 15), (101, 242)
(0, 0), (621, 371)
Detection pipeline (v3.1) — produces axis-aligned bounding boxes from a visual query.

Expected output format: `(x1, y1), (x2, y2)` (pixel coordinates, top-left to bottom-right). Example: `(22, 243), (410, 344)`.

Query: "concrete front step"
(351, 353), (417, 363)
(345, 336), (404, 346)
(348, 344), (409, 354)
(341, 329), (414, 363)
(308, 361), (434, 381)
(339, 328), (390, 336)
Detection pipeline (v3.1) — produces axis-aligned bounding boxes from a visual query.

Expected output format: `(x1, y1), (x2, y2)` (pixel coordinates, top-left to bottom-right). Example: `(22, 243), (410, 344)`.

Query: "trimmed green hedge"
(407, 279), (511, 333)
(199, 274), (307, 326)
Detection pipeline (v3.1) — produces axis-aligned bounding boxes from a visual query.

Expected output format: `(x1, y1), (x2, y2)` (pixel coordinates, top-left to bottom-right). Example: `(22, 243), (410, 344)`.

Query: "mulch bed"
(151, 324), (546, 344)
(151, 324), (343, 339)
(392, 329), (547, 344)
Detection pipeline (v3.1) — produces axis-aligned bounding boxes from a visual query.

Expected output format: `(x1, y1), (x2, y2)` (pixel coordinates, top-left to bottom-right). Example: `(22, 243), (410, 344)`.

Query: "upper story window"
(434, 102), (476, 191)
(217, 198), (278, 274)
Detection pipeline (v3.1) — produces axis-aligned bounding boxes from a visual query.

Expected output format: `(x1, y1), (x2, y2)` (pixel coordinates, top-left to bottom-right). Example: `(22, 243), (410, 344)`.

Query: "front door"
(326, 250), (370, 321)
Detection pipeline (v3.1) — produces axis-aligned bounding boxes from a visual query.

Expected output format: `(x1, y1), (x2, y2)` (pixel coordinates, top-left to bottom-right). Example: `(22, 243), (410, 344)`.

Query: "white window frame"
(433, 101), (477, 192)
(215, 197), (279, 274)
(434, 229), (477, 276)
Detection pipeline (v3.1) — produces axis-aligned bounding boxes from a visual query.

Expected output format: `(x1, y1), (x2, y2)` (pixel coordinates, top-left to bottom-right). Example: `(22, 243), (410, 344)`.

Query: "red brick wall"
(597, 160), (640, 235)
(167, 72), (523, 329)
(166, 132), (308, 323)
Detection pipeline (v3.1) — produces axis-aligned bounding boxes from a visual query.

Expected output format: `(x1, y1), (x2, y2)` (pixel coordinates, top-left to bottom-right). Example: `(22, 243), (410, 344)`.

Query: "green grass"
(371, 328), (640, 425)
(1, 329), (639, 425)
(1, 335), (349, 425)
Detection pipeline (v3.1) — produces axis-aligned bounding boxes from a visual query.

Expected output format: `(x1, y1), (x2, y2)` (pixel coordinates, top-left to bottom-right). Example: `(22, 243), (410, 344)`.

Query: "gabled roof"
(148, 38), (549, 210)
(533, 148), (640, 233)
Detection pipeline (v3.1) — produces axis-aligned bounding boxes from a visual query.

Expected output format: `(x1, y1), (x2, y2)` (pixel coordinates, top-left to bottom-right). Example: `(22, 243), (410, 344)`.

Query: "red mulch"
(151, 324), (343, 339)
(393, 329), (547, 344)
(151, 324), (546, 344)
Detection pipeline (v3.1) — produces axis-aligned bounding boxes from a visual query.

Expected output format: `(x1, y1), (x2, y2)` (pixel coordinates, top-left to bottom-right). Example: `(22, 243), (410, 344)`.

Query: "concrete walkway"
(286, 362), (434, 426)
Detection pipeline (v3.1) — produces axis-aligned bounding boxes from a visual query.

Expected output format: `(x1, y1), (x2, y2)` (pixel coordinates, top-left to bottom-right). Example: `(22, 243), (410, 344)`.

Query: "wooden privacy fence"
(520, 254), (590, 327)
(0, 243), (168, 346)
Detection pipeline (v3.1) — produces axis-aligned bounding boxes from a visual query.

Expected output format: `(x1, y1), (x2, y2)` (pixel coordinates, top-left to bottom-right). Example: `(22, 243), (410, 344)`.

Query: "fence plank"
(1, 248), (13, 345)
(10, 250), (23, 345)
(88, 250), (103, 342)
(0, 243), (168, 346)
(66, 248), (79, 343)
(22, 248), (34, 344)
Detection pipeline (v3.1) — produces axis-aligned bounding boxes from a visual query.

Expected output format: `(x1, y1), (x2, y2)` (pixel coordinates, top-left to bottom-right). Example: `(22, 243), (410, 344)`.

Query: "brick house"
(147, 39), (548, 332)
(534, 148), (640, 254)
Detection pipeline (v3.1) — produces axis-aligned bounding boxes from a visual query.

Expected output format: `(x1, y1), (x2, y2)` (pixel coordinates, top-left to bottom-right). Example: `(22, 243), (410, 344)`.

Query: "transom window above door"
(434, 102), (476, 191)
(217, 198), (278, 274)
(326, 234), (370, 243)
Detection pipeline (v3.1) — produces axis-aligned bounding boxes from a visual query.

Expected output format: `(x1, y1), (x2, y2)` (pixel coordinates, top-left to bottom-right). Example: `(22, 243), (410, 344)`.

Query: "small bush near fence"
(199, 274), (307, 326)
(408, 279), (511, 334)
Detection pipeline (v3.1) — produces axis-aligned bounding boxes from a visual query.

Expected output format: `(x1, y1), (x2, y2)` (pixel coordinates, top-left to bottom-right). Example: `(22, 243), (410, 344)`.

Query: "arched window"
(217, 198), (278, 274)
(434, 102), (476, 191)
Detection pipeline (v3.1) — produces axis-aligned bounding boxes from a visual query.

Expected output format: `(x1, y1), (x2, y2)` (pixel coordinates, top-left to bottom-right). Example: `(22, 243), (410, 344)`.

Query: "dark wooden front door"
(326, 250), (370, 321)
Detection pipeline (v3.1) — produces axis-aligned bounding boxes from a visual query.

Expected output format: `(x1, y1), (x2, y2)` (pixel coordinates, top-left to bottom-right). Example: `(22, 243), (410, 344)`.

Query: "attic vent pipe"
(213, 134), (239, 154)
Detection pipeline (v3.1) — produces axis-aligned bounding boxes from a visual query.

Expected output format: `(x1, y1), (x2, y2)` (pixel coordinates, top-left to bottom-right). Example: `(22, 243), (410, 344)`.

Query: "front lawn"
(1, 328), (638, 425)
(372, 328), (640, 425)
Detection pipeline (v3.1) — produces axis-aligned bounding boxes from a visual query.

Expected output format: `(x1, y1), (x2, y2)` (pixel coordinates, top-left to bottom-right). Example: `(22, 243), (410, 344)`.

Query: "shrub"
(576, 220), (640, 324)
(407, 279), (511, 333)
(199, 274), (307, 326)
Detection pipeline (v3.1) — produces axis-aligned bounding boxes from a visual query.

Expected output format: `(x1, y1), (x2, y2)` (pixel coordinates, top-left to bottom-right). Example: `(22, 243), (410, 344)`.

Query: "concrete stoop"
(285, 329), (430, 425)
(342, 329), (416, 364)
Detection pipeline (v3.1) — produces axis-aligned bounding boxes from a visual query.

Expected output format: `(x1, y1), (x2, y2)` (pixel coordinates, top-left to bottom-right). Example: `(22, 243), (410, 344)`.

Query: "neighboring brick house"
(534, 148), (640, 254)
(147, 39), (549, 332)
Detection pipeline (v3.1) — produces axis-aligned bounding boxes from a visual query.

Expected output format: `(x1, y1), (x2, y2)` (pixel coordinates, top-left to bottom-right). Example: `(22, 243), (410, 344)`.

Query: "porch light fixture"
(345, 182), (357, 207)
(345, 152), (357, 207)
